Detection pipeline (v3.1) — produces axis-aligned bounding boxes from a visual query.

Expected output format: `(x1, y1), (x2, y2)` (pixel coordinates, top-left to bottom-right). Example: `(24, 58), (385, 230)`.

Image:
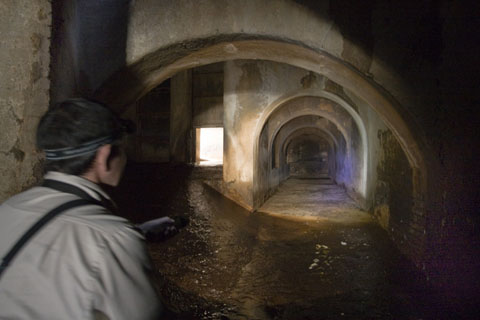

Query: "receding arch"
(283, 131), (336, 165)
(281, 127), (337, 179)
(257, 108), (357, 208)
(267, 109), (351, 159)
(259, 93), (368, 197)
(272, 119), (343, 175)
(280, 127), (339, 164)
(260, 97), (364, 202)
(284, 133), (333, 178)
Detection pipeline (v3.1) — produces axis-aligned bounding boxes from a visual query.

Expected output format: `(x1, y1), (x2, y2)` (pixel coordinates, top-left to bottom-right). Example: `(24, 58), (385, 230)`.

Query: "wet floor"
(258, 178), (371, 224)
(110, 164), (448, 320)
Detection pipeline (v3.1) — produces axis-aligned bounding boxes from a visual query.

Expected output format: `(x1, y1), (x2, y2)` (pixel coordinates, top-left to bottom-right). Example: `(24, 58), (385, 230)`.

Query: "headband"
(43, 119), (135, 160)
(44, 135), (118, 160)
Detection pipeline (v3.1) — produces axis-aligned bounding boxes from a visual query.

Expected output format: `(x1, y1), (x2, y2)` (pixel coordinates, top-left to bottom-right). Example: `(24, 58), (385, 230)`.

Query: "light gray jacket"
(0, 172), (163, 319)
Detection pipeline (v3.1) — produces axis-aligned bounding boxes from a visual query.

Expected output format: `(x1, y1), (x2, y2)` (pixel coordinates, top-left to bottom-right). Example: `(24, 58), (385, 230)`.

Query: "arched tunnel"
(1, 0), (479, 319)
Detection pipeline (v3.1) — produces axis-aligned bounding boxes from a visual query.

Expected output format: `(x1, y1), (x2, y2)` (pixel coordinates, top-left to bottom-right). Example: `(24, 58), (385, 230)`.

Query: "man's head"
(37, 98), (129, 186)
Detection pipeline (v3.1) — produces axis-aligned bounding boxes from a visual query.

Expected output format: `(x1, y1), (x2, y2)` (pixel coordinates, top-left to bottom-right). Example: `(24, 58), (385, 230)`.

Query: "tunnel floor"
(110, 163), (448, 320)
(258, 178), (370, 224)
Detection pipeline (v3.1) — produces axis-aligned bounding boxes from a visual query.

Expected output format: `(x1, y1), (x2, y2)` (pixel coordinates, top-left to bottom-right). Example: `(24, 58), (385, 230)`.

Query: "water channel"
(111, 164), (445, 320)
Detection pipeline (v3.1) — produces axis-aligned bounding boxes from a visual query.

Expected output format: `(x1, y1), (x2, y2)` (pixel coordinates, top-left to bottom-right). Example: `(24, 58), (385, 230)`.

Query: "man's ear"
(81, 144), (113, 184)
(96, 144), (112, 173)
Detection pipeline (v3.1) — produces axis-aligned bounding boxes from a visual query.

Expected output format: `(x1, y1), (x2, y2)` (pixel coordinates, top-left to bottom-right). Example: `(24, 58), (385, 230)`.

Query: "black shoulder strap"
(0, 199), (93, 281)
(42, 179), (116, 213)
(42, 179), (102, 204)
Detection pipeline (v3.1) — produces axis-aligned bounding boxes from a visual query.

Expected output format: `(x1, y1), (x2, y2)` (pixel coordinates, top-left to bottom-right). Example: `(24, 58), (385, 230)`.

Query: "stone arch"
(95, 38), (427, 210)
(97, 39), (423, 167)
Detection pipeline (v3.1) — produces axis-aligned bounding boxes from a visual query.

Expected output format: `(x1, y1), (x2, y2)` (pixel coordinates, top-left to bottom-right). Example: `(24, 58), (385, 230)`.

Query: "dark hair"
(36, 98), (123, 175)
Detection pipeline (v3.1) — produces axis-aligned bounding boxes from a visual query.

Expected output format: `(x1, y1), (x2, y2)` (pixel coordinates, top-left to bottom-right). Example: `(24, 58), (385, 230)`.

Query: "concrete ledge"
(203, 179), (254, 212)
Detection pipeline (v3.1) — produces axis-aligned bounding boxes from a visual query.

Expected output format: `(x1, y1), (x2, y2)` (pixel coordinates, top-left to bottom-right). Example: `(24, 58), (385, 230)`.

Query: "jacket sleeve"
(91, 224), (163, 320)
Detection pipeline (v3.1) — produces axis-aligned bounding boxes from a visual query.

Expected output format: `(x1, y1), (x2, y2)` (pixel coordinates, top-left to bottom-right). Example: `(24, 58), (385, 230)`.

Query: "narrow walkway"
(258, 178), (372, 224)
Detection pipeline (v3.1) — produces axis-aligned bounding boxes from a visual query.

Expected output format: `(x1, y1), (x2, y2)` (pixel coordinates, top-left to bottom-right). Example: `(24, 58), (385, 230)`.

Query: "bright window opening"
(196, 127), (223, 166)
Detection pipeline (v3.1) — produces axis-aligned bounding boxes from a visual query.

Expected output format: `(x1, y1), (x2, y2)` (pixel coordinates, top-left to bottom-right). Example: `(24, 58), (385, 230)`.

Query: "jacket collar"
(43, 171), (112, 203)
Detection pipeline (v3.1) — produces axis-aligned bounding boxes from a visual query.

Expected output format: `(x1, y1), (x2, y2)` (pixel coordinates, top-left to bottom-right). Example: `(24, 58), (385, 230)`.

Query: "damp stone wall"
(0, 0), (51, 203)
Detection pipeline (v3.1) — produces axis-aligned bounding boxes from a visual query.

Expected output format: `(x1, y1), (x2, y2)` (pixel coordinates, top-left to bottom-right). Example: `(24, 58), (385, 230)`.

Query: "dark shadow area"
(50, 0), (131, 104)
(107, 163), (197, 224)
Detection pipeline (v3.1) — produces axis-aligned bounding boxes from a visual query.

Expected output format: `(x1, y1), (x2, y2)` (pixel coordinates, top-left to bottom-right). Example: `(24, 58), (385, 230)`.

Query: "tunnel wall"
(375, 130), (417, 253)
(343, 88), (426, 263)
(0, 0), (51, 202)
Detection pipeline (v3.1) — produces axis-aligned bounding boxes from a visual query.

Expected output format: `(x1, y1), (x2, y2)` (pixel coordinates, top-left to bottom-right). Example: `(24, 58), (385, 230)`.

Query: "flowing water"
(111, 164), (445, 320)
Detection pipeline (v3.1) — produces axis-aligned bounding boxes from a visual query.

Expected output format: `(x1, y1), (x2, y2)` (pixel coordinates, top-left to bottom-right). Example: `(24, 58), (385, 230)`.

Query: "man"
(0, 98), (163, 319)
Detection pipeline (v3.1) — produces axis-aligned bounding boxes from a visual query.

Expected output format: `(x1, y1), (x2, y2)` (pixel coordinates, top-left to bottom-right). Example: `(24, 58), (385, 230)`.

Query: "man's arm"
(92, 224), (163, 319)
